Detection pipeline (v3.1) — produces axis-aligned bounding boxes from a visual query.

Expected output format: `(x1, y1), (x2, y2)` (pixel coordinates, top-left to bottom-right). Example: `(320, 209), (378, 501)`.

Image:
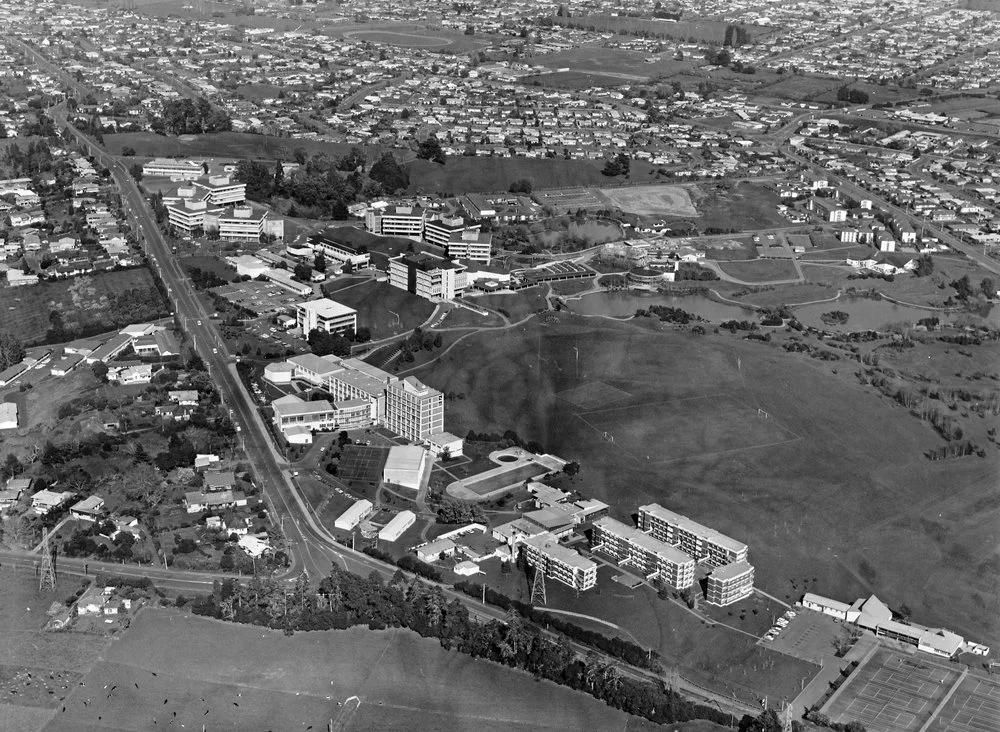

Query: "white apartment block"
(522, 533), (597, 591)
(388, 252), (467, 302)
(295, 298), (357, 336)
(638, 504), (748, 569)
(706, 561), (755, 607)
(384, 376), (443, 442)
(307, 233), (370, 269)
(423, 215), (475, 248)
(365, 205), (425, 240)
(591, 516), (695, 590)
(142, 157), (210, 180)
(445, 230), (492, 263)
(206, 206), (283, 243)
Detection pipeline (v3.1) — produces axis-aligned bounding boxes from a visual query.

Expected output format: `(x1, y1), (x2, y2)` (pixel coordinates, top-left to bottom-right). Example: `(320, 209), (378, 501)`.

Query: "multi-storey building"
(522, 533), (597, 591)
(423, 214), (477, 249)
(141, 157), (211, 180)
(205, 206), (283, 243)
(164, 176), (270, 240)
(638, 504), (748, 568)
(326, 358), (397, 420)
(271, 394), (375, 435)
(445, 230), (492, 263)
(591, 517), (695, 590)
(295, 298), (357, 336)
(365, 204), (425, 240)
(306, 233), (370, 270)
(706, 561), (755, 606)
(384, 376), (443, 441)
(388, 252), (467, 301)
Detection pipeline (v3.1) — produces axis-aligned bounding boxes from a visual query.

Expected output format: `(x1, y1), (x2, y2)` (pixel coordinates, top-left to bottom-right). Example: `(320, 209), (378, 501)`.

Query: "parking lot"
(762, 608), (846, 664)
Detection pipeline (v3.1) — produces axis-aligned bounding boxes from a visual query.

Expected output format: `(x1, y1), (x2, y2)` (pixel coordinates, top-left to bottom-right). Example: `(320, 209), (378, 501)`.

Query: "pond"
(792, 297), (999, 332)
(567, 291), (753, 321)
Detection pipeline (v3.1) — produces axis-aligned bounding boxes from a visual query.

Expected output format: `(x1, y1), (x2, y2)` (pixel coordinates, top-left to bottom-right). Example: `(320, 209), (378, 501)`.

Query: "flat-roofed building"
(206, 206), (282, 243)
(365, 204), (425, 240)
(446, 229), (492, 263)
(521, 533), (597, 591)
(142, 157), (211, 180)
(334, 498), (373, 531)
(307, 233), (370, 270)
(591, 516), (695, 589)
(0, 401), (18, 430)
(384, 376), (443, 441)
(423, 214), (477, 248)
(638, 503), (748, 568)
(388, 252), (467, 301)
(378, 510), (416, 542)
(706, 561), (755, 606)
(272, 394), (375, 435)
(296, 298), (357, 336)
(85, 333), (135, 364)
(383, 445), (429, 490)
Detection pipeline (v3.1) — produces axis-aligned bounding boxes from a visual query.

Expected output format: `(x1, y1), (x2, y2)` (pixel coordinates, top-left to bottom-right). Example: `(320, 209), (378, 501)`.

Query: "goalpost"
(757, 408), (769, 419)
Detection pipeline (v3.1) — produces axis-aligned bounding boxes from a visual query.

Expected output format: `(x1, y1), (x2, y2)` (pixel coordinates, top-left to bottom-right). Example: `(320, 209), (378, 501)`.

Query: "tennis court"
(925, 674), (1000, 732)
(826, 648), (961, 732)
(338, 445), (390, 483)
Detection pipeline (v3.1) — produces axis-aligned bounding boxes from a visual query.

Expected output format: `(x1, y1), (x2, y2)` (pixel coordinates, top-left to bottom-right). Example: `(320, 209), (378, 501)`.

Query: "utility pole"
(39, 538), (56, 591)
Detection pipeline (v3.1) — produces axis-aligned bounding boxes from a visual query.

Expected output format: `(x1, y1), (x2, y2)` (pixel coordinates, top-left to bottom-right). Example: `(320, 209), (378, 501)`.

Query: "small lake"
(568, 291), (752, 321)
(792, 297), (999, 332)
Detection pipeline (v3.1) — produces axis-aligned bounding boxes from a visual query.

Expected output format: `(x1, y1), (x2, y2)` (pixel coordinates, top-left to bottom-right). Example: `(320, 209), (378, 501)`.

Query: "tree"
(91, 361), (109, 382)
(0, 332), (25, 371)
(562, 461), (580, 476)
(601, 153), (630, 177)
(293, 262), (312, 281)
(464, 24), (475, 35)
(233, 159), (273, 199)
(417, 135), (446, 164)
(509, 178), (532, 194)
(913, 254), (934, 277)
(307, 329), (352, 357)
(980, 277), (995, 298)
(313, 253), (326, 273)
(368, 153), (409, 193)
(121, 146), (136, 157)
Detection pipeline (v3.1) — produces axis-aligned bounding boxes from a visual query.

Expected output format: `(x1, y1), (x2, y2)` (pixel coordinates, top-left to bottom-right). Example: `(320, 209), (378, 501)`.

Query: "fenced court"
(825, 648), (964, 732)
(533, 187), (608, 213)
(337, 445), (390, 483)
(925, 674), (1000, 732)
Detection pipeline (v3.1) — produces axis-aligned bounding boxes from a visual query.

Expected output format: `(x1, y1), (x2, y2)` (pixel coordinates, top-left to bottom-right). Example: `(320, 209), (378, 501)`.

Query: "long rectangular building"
(522, 533), (597, 591)
(706, 561), (755, 607)
(591, 517), (695, 590)
(638, 504), (748, 568)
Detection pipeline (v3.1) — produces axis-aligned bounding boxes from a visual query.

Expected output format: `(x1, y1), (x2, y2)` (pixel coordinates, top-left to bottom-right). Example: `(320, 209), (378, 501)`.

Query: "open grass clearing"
(600, 184), (700, 217)
(0, 268), (165, 346)
(471, 288), (549, 321)
(693, 183), (787, 232)
(322, 280), (435, 339)
(106, 131), (377, 162)
(717, 259), (800, 283)
(415, 317), (1000, 656)
(44, 608), (641, 732)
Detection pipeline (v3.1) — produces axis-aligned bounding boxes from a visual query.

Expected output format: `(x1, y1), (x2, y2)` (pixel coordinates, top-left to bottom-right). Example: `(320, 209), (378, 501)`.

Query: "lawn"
(0, 268), (167, 345)
(322, 281), (435, 339)
(693, 183), (787, 232)
(717, 259), (800, 283)
(106, 131), (373, 162)
(44, 608), (643, 732)
(471, 288), (549, 321)
(406, 157), (621, 195)
(524, 70), (646, 89)
(412, 316), (1000, 658)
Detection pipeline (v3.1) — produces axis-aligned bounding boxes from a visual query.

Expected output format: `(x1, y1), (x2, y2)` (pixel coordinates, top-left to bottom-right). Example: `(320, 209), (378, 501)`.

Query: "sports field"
(461, 462), (551, 497)
(337, 445), (389, 483)
(43, 609), (638, 731)
(823, 648), (997, 732)
(342, 30), (453, 48)
(577, 395), (799, 464)
(600, 184), (700, 217)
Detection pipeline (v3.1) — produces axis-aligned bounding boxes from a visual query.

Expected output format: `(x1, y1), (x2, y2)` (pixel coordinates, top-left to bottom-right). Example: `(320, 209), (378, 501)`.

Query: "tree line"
(187, 567), (737, 729)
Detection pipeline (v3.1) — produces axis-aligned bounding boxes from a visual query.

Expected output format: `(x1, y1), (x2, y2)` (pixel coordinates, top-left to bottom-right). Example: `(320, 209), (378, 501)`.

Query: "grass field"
(323, 281), (435, 339)
(0, 268), (164, 345)
(693, 183), (787, 232)
(461, 461), (552, 497)
(406, 157), (627, 195)
(717, 259), (800, 283)
(524, 70), (647, 89)
(106, 131), (371, 162)
(43, 608), (643, 731)
(342, 29), (454, 48)
(413, 316), (1000, 658)
(600, 184), (700, 217)
(577, 395), (799, 463)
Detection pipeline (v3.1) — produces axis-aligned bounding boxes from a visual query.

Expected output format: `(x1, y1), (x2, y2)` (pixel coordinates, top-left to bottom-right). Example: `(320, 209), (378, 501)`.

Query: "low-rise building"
(70, 496), (105, 522)
(378, 510), (416, 542)
(183, 490), (248, 513)
(334, 498), (373, 531)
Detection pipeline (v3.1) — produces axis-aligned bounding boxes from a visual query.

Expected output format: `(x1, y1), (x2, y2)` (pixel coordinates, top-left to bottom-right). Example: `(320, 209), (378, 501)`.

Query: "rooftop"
(710, 560), (754, 582)
(593, 516), (693, 566)
(640, 503), (748, 555)
(297, 297), (357, 318)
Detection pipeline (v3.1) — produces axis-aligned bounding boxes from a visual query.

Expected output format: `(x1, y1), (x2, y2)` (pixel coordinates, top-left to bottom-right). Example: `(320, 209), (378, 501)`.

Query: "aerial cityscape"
(0, 0), (998, 730)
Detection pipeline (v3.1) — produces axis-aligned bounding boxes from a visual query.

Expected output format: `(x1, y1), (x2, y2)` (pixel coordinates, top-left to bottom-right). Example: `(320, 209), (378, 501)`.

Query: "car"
(212, 348), (218, 354)
(197, 320), (202, 326)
